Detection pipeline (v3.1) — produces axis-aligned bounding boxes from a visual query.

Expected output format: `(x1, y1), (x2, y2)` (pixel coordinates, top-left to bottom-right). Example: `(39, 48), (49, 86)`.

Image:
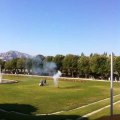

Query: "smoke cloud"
(53, 70), (62, 87)
(31, 56), (57, 76)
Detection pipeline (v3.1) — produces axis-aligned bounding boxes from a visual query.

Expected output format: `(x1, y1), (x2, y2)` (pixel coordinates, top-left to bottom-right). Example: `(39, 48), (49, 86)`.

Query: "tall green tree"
(90, 54), (110, 79)
(63, 54), (79, 77)
(0, 59), (5, 71)
(78, 56), (90, 78)
(4, 61), (12, 71)
(10, 58), (18, 70)
(53, 54), (64, 70)
(44, 56), (54, 62)
(114, 56), (120, 77)
(4, 59), (18, 73)
(17, 58), (26, 73)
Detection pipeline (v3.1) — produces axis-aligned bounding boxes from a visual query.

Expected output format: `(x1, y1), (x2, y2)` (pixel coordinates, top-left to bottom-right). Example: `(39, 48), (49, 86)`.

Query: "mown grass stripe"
(77, 100), (120, 120)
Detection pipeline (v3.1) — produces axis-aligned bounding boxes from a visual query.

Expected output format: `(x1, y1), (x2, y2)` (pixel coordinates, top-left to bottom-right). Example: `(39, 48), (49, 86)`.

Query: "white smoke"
(31, 56), (57, 75)
(43, 62), (57, 76)
(53, 70), (62, 87)
(32, 56), (43, 75)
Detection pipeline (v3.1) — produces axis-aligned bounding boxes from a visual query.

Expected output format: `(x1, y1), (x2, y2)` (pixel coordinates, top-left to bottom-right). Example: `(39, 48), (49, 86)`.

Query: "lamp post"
(110, 52), (113, 116)
(0, 65), (2, 83)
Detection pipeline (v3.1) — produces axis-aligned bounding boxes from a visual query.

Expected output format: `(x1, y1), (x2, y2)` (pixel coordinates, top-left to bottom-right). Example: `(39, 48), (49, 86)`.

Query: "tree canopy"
(1, 53), (120, 80)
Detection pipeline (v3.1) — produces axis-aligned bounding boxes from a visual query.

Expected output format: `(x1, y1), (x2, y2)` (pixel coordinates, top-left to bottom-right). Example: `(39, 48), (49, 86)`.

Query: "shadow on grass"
(0, 103), (88, 120)
(0, 103), (36, 114)
(95, 114), (120, 120)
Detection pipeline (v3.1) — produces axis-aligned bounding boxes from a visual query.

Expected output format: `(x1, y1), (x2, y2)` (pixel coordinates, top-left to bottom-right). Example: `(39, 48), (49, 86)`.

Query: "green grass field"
(0, 75), (120, 120)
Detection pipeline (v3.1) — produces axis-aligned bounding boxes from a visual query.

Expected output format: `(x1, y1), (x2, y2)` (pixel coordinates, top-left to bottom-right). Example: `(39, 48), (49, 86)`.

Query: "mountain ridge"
(0, 50), (32, 61)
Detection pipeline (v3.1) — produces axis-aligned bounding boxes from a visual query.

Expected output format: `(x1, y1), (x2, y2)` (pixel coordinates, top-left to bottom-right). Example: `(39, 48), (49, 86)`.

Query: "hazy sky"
(0, 0), (119, 56)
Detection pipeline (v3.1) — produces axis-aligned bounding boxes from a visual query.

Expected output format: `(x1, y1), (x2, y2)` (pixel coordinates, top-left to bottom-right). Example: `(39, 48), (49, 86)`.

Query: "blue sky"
(0, 0), (120, 56)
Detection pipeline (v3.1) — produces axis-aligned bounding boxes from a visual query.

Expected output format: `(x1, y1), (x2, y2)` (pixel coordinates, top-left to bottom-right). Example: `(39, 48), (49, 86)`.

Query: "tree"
(36, 55), (45, 61)
(17, 58), (26, 73)
(26, 58), (32, 74)
(4, 61), (12, 71)
(4, 59), (18, 73)
(98, 56), (110, 79)
(53, 54), (65, 70)
(0, 59), (5, 71)
(10, 58), (18, 70)
(114, 56), (120, 77)
(44, 56), (54, 62)
(78, 56), (90, 78)
(63, 54), (79, 77)
(90, 54), (110, 79)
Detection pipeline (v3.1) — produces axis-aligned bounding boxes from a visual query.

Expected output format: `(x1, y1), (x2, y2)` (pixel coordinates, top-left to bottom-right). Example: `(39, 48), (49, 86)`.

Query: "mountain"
(0, 50), (32, 61)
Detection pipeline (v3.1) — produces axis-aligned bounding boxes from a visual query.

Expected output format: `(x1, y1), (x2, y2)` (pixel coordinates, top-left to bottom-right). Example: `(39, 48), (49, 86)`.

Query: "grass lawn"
(89, 101), (120, 120)
(0, 74), (120, 120)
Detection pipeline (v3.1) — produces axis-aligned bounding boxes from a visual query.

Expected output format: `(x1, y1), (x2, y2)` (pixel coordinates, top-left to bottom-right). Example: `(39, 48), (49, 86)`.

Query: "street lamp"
(110, 52), (113, 116)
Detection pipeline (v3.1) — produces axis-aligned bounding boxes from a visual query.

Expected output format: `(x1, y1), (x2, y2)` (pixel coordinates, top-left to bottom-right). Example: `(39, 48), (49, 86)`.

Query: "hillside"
(0, 50), (32, 61)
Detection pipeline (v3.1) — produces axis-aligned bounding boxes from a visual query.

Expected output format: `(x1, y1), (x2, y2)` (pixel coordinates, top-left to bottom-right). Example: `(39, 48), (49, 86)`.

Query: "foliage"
(90, 54), (110, 78)
(2, 53), (120, 79)
(114, 56), (120, 75)
(78, 56), (90, 77)
(26, 58), (32, 74)
(44, 56), (54, 62)
(17, 58), (26, 72)
(63, 54), (79, 77)
(5, 61), (13, 70)
(53, 54), (64, 70)
(0, 59), (5, 70)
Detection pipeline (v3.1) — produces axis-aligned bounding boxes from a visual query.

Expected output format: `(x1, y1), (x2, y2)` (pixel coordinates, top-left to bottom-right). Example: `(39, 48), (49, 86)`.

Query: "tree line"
(0, 53), (120, 80)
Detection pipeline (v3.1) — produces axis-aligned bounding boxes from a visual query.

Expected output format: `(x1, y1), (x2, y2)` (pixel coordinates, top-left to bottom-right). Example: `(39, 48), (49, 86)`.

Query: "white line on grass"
(68, 94), (120, 112)
(36, 93), (120, 116)
(76, 100), (120, 120)
(0, 94), (120, 118)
